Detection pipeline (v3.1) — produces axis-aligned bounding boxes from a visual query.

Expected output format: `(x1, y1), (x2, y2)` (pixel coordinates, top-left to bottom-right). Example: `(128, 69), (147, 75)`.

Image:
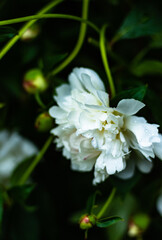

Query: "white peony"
(0, 130), (38, 184)
(49, 67), (162, 184)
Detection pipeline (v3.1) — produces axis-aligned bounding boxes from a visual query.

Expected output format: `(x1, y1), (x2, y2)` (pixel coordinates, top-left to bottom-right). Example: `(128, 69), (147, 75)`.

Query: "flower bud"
(35, 112), (53, 132)
(79, 214), (96, 230)
(128, 213), (150, 238)
(23, 69), (48, 94)
(21, 24), (40, 42)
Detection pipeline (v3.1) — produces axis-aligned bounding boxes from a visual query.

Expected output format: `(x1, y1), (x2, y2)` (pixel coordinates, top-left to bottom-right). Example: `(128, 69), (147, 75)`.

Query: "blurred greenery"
(0, 0), (162, 239)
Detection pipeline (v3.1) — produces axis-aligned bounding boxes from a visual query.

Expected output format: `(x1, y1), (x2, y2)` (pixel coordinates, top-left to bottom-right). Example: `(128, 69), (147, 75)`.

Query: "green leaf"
(0, 27), (17, 42)
(96, 216), (123, 228)
(86, 191), (100, 214)
(10, 155), (36, 186)
(132, 60), (162, 76)
(111, 85), (147, 107)
(117, 3), (162, 39)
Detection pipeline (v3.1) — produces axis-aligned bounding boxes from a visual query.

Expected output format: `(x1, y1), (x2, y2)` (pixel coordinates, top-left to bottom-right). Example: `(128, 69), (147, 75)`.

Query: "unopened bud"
(21, 24), (40, 42)
(79, 214), (96, 230)
(23, 69), (48, 94)
(35, 112), (53, 132)
(128, 213), (150, 238)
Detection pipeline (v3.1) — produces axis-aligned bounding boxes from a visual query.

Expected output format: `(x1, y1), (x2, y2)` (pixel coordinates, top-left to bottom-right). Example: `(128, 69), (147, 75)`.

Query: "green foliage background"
(0, 0), (162, 239)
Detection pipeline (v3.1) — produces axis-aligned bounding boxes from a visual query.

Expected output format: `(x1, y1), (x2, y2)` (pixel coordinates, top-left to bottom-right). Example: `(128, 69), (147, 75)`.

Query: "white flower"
(49, 67), (162, 184)
(0, 130), (38, 184)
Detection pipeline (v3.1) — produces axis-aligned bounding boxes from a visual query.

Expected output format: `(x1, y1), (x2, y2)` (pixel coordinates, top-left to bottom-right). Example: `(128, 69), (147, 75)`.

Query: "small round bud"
(23, 69), (48, 94)
(128, 220), (141, 237)
(21, 24), (40, 42)
(35, 112), (53, 132)
(79, 214), (96, 230)
(128, 213), (150, 238)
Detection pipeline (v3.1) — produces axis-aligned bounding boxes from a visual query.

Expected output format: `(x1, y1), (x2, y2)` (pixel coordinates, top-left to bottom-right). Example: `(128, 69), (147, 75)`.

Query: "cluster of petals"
(0, 130), (38, 184)
(49, 67), (162, 184)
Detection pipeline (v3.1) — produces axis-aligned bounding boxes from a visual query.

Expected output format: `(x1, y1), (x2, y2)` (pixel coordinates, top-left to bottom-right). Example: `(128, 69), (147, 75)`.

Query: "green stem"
(0, 0), (64, 60)
(97, 188), (116, 219)
(0, 14), (99, 33)
(18, 135), (54, 185)
(88, 37), (127, 66)
(100, 24), (116, 98)
(35, 92), (46, 109)
(48, 0), (90, 77)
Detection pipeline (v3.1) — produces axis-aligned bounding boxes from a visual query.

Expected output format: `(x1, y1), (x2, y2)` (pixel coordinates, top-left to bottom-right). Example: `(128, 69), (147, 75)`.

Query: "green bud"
(79, 214), (96, 230)
(23, 69), (48, 94)
(21, 24), (40, 41)
(35, 112), (53, 132)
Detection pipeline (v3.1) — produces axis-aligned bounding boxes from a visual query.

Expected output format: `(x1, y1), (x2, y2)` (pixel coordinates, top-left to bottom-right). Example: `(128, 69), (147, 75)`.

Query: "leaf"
(86, 191), (100, 214)
(132, 60), (162, 76)
(0, 27), (17, 42)
(110, 85), (147, 107)
(117, 2), (162, 39)
(10, 155), (36, 186)
(96, 216), (123, 228)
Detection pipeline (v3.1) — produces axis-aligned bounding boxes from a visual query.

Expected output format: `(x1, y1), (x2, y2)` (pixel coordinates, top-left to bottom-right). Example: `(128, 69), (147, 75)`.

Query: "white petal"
(55, 84), (70, 98)
(135, 151), (153, 173)
(73, 67), (105, 91)
(85, 104), (108, 111)
(93, 167), (109, 185)
(68, 72), (84, 91)
(49, 106), (66, 119)
(116, 99), (145, 116)
(71, 158), (96, 172)
(153, 134), (162, 160)
(96, 90), (109, 107)
(79, 111), (100, 131)
(125, 116), (160, 147)
(81, 73), (97, 96)
(105, 156), (126, 175)
(95, 152), (126, 175)
(116, 158), (135, 179)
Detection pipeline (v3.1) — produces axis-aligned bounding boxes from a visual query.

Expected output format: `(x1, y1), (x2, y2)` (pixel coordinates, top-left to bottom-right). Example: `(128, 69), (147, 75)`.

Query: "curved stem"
(18, 135), (54, 185)
(97, 188), (116, 219)
(0, 14), (99, 33)
(0, 0), (64, 60)
(100, 24), (116, 98)
(35, 92), (46, 109)
(48, 0), (90, 77)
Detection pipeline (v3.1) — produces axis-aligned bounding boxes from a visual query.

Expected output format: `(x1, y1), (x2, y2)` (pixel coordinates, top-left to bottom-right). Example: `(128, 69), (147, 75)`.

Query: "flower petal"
(116, 99), (145, 116)
(73, 67), (105, 91)
(96, 90), (109, 107)
(125, 116), (160, 147)
(68, 72), (84, 91)
(116, 158), (135, 179)
(153, 134), (162, 160)
(135, 150), (153, 173)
